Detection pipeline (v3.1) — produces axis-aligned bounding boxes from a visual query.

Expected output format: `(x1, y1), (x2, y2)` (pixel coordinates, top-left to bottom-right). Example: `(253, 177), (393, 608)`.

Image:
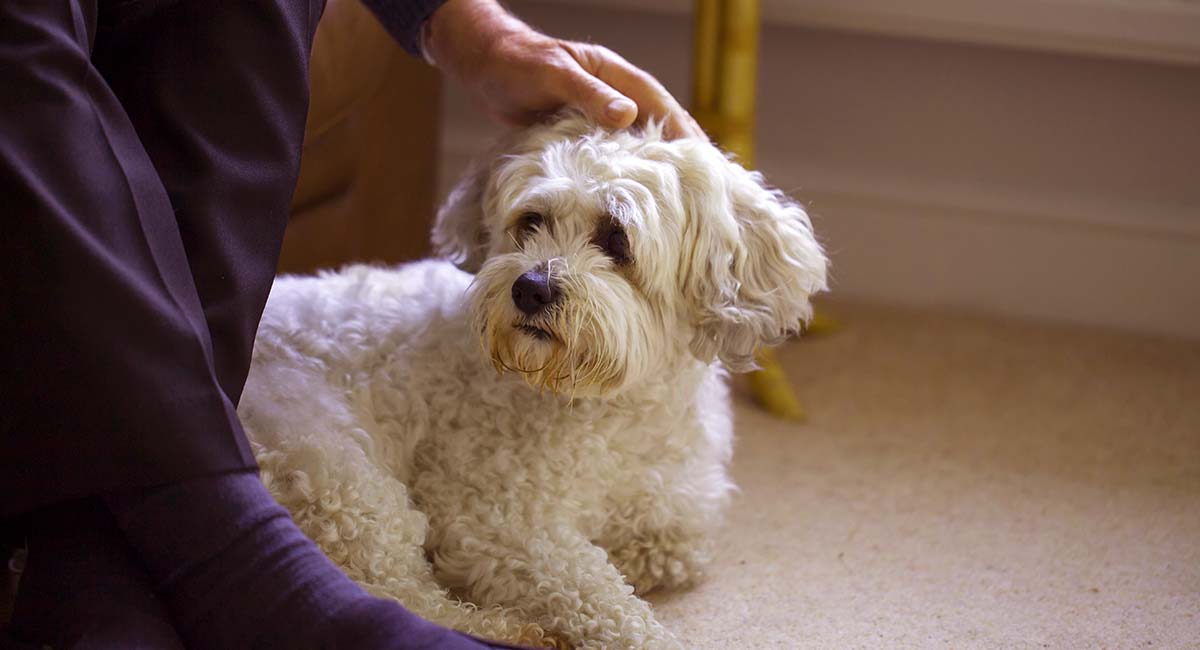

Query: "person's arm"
(358, 0), (446, 56)
(362, 0), (704, 139)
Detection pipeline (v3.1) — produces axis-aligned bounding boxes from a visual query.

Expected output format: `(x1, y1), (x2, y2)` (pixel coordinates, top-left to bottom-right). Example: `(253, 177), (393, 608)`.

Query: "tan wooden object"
(692, 0), (807, 420)
(280, 0), (441, 274)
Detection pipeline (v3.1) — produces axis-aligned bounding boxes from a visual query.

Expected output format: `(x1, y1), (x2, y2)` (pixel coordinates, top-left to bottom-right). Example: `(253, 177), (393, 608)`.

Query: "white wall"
(538, 0), (1200, 66)
(439, 0), (1200, 339)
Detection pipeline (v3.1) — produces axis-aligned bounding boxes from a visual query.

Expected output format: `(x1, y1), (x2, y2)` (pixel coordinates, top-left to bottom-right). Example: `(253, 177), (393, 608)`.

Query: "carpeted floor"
(648, 301), (1200, 649)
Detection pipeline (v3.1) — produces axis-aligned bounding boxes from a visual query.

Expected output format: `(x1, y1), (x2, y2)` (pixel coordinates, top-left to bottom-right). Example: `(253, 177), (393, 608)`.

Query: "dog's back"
(239, 261), (472, 474)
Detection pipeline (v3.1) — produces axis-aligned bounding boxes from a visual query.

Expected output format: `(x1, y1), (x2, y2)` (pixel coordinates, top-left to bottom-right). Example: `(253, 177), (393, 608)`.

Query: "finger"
(675, 110), (708, 141)
(574, 44), (702, 139)
(649, 91), (705, 140)
(662, 109), (706, 141)
(567, 43), (669, 126)
(554, 42), (637, 129)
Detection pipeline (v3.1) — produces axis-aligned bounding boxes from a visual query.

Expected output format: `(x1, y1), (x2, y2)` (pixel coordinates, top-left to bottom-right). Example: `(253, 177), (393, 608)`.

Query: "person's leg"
(90, 0), (324, 405)
(0, 0), (522, 645)
(0, 0), (255, 645)
(0, 0), (256, 518)
(5, 499), (185, 650)
(86, 3), (527, 648)
(107, 472), (532, 650)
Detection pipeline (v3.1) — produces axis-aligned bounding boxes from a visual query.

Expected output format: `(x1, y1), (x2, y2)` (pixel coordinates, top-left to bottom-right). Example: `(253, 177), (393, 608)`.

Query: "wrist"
(426, 0), (528, 79)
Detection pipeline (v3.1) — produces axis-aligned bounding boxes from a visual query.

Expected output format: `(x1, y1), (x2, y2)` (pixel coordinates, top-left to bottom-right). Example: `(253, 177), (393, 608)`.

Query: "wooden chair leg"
(691, 0), (812, 420)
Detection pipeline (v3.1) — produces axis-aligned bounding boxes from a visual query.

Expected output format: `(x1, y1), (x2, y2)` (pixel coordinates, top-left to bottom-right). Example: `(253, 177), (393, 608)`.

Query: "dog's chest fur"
(240, 260), (731, 542)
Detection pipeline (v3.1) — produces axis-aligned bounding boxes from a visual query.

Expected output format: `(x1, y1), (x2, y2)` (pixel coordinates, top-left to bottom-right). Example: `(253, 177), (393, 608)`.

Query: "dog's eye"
(515, 211), (544, 238)
(596, 222), (630, 265)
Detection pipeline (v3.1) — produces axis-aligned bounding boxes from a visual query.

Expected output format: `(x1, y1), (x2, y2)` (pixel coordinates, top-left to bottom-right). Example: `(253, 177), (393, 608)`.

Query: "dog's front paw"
(570, 620), (682, 650)
(610, 530), (712, 595)
(509, 622), (571, 649)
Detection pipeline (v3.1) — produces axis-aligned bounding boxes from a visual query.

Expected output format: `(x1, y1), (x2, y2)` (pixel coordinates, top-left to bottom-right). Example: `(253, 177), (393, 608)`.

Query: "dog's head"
(435, 112), (827, 397)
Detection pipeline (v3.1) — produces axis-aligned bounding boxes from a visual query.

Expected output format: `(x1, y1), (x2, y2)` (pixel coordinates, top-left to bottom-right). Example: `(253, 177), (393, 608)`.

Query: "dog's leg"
(253, 443), (548, 647)
(599, 461), (731, 596)
(602, 507), (714, 596)
(432, 521), (681, 650)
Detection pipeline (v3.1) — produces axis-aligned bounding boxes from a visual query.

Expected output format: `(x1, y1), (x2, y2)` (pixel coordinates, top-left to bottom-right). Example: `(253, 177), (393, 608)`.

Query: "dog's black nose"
(511, 270), (559, 316)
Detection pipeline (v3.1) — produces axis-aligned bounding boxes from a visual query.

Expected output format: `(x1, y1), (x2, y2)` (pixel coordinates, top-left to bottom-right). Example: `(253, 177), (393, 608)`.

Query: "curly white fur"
(240, 112), (827, 649)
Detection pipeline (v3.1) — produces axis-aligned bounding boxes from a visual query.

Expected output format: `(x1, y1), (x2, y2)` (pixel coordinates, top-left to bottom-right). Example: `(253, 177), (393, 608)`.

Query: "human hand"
(424, 0), (705, 140)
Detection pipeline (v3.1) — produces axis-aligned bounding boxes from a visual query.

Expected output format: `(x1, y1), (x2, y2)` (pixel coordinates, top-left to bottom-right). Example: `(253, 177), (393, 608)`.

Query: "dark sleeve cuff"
(359, 0), (449, 57)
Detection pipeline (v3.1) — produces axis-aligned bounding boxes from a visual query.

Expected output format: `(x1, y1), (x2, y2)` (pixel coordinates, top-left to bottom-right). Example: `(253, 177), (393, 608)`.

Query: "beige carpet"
(648, 301), (1200, 649)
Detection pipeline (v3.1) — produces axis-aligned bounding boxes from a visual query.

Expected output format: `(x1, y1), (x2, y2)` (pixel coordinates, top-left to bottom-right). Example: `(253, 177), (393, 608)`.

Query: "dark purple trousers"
(0, 0), (324, 515)
(1, 0), (322, 644)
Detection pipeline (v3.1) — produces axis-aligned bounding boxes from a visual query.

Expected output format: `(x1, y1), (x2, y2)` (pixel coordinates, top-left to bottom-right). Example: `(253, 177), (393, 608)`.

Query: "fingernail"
(605, 98), (635, 122)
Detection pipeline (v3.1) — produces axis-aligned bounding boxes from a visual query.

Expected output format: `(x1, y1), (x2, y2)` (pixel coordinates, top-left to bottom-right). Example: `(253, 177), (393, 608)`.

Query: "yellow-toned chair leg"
(747, 347), (806, 421)
(802, 311), (839, 337)
(693, 0), (814, 419)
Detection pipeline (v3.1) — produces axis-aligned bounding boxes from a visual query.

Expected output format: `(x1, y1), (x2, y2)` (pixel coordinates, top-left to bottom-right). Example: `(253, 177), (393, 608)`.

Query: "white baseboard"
(798, 186), (1200, 340)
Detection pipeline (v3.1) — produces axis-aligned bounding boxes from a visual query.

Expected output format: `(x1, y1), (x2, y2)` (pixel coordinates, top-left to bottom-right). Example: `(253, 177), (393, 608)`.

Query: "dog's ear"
(678, 145), (828, 371)
(432, 158), (492, 273)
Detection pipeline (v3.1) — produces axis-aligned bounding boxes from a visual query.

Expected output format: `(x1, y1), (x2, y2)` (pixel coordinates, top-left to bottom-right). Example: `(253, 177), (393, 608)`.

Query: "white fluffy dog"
(239, 112), (827, 649)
